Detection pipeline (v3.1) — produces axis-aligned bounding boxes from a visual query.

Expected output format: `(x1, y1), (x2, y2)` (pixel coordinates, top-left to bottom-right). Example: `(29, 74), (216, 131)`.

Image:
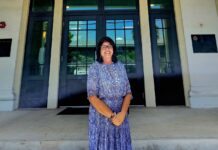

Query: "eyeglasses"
(101, 45), (113, 49)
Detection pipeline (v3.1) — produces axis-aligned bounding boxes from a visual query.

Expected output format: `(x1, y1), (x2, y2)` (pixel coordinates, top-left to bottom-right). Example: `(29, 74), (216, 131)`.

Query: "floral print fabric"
(87, 61), (132, 150)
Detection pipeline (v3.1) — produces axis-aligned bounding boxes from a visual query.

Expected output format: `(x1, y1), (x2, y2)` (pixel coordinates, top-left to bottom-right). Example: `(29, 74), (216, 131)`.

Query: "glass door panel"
(106, 19), (136, 73)
(155, 18), (173, 74)
(29, 21), (48, 76)
(59, 18), (96, 106)
(20, 17), (52, 108)
(150, 13), (185, 105)
(67, 20), (96, 76)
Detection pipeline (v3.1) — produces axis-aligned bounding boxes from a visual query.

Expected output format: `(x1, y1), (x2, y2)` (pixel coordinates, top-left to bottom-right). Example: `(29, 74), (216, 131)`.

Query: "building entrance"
(58, 14), (145, 106)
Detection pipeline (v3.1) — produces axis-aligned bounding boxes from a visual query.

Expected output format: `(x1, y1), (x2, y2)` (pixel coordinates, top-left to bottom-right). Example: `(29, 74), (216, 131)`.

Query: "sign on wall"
(191, 34), (218, 53)
(0, 39), (12, 57)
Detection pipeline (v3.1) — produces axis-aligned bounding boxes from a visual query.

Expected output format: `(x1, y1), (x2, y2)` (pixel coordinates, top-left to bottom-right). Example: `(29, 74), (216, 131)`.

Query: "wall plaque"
(191, 34), (218, 53)
(0, 39), (12, 57)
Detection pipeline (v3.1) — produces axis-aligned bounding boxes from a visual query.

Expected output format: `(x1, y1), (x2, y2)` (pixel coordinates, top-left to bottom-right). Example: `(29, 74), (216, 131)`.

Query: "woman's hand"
(111, 111), (126, 126)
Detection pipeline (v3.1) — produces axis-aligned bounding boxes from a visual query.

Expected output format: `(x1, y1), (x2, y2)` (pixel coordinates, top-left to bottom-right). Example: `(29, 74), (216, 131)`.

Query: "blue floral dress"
(87, 61), (132, 150)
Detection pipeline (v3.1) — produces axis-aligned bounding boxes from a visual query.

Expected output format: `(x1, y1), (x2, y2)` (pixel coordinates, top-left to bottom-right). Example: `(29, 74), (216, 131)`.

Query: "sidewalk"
(0, 106), (218, 149)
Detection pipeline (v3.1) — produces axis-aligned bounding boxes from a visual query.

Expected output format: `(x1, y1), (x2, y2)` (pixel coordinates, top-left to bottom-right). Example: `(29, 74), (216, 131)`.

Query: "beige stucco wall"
(216, 0), (218, 15)
(180, 0), (218, 108)
(0, 0), (24, 111)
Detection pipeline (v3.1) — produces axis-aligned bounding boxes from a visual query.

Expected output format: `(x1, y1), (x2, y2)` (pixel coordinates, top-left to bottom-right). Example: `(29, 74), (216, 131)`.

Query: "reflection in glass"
(79, 21), (87, 30)
(107, 30), (115, 42)
(117, 46), (125, 63)
(155, 19), (172, 74)
(116, 30), (125, 45)
(88, 21), (96, 29)
(107, 20), (115, 29)
(65, 0), (98, 11)
(116, 20), (124, 29)
(67, 20), (96, 75)
(106, 19), (136, 73)
(31, 0), (53, 12)
(69, 21), (78, 30)
(105, 0), (136, 10)
(88, 31), (96, 46)
(69, 31), (77, 47)
(126, 49), (136, 73)
(155, 19), (162, 28)
(125, 20), (134, 29)
(78, 31), (87, 47)
(29, 21), (48, 76)
(150, 0), (171, 10)
(126, 30), (134, 45)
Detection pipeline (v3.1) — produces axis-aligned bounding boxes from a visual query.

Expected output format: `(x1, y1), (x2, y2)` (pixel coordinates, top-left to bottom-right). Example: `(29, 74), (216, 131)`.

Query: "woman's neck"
(103, 60), (112, 64)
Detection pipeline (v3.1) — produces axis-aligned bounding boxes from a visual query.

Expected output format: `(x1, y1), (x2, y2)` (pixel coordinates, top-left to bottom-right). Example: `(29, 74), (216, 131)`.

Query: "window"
(104, 0), (136, 10)
(106, 20), (136, 73)
(65, 0), (98, 11)
(149, 0), (172, 10)
(29, 21), (48, 76)
(67, 20), (96, 75)
(31, 0), (53, 12)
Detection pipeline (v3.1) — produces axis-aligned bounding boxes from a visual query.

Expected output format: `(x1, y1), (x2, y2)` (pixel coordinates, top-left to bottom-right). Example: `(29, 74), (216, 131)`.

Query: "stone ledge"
(0, 139), (218, 150)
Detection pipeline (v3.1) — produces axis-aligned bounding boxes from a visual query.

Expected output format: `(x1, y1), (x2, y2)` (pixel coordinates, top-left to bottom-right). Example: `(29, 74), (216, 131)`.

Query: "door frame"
(19, 16), (53, 108)
(149, 11), (185, 105)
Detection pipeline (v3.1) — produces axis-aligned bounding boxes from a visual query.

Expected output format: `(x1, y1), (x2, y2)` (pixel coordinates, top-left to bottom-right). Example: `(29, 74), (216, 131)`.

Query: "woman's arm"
(89, 95), (114, 118)
(111, 93), (132, 126)
(121, 93), (132, 114)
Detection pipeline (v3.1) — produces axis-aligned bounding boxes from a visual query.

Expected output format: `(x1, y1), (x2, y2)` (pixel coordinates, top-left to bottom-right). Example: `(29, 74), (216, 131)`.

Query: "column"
(47, 0), (63, 108)
(139, 0), (156, 107)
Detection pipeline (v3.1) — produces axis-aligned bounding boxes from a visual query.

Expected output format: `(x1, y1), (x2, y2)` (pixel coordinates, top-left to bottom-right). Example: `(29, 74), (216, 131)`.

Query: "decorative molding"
(190, 85), (218, 108)
(0, 89), (14, 111)
(189, 86), (218, 97)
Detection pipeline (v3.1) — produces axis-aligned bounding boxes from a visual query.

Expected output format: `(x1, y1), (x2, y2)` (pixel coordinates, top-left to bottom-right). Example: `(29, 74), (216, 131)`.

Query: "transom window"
(64, 0), (137, 11)
(149, 0), (172, 10)
(104, 0), (136, 10)
(31, 0), (53, 12)
(65, 0), (98, 11)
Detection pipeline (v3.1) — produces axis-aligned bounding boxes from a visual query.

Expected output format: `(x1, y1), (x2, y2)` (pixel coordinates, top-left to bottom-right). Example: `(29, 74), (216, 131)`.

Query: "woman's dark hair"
(96, 36), (118, 63)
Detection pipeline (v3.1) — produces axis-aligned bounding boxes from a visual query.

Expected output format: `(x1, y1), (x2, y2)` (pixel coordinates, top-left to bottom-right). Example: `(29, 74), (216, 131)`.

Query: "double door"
(58, 15), (145, 107)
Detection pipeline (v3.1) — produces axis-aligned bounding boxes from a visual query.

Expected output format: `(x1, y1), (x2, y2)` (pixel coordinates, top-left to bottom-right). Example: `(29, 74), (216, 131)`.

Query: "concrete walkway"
(0, 107), (218, 150)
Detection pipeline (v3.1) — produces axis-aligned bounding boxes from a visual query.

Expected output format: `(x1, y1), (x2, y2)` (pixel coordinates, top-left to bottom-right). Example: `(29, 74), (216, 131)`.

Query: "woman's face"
(100, 41), (113, 63)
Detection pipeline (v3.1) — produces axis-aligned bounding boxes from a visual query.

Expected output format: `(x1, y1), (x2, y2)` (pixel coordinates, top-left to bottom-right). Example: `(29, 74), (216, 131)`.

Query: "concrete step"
(0, 139), (218, 150)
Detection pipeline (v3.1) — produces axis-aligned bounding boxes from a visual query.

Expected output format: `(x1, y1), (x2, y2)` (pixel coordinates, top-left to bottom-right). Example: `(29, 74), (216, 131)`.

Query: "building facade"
(0, 0), (218, 111)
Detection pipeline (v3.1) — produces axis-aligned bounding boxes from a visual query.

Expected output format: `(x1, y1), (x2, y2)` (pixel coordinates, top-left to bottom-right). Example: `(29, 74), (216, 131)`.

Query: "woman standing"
(87, 36), (132, 150)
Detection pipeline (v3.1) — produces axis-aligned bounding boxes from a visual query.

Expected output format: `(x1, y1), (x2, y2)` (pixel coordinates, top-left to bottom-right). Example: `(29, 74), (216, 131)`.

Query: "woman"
(87, 36), (133, 150)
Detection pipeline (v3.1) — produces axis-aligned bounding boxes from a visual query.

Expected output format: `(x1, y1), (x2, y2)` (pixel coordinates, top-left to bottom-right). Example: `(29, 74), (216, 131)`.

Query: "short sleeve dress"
(87, 61), (132, 150)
